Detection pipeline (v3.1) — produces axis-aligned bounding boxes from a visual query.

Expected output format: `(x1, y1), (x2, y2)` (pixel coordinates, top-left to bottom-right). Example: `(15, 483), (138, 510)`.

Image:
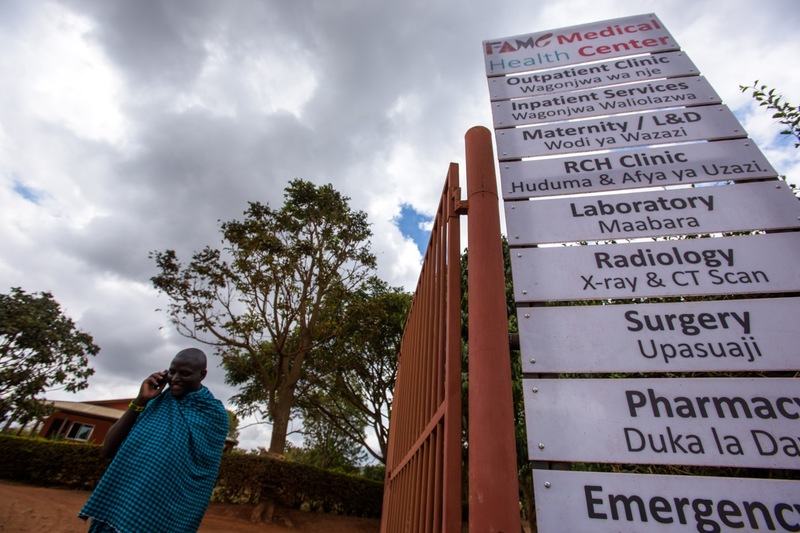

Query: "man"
(80, 348), (228, 533)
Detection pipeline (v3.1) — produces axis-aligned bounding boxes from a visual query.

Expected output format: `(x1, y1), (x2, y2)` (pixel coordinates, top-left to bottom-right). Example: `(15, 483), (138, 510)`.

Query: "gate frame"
(465, 126), (521, 533)
(380, 163), (463, 533)
(380, 128), (520, 532)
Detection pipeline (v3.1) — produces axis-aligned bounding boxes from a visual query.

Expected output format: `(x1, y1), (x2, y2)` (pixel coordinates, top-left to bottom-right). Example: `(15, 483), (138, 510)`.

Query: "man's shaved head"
(173, 348), (207, 370)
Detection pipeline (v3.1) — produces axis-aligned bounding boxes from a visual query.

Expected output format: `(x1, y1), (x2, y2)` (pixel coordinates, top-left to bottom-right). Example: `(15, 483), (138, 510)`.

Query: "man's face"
(167, 356), (206, 398)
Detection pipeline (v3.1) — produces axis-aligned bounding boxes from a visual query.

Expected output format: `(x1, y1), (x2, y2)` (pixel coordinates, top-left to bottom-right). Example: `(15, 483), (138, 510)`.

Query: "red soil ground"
(0, 481), (379, 532)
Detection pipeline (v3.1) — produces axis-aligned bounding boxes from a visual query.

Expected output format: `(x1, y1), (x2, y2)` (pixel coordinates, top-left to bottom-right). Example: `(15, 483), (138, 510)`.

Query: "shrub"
(214, 451), (383, 517)
(0, 435), (383, 517)
(0, 434), (106, 489)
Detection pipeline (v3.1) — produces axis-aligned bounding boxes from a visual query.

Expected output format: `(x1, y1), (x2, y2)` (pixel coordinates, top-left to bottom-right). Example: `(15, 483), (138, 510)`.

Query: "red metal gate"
(380, 163), (463, 533)
(381, 127), (521, 532)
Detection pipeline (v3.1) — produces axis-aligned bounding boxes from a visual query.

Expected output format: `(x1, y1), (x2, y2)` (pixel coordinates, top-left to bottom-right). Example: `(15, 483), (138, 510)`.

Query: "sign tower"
(484, 13), (800, 532)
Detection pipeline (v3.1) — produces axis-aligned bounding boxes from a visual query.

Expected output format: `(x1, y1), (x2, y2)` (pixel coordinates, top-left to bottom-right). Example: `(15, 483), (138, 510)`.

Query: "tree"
(740, 81), (800, 148)
(284, 412), (366, 473)
(0, 287), (98, 425)
(151, 179), (375, 454)
(297, 277), (411, 463)
(226, 409), (240, 441)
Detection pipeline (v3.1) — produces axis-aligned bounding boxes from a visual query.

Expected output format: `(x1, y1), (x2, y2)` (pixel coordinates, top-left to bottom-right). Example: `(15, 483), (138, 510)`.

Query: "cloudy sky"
(2, 0), (798, 450)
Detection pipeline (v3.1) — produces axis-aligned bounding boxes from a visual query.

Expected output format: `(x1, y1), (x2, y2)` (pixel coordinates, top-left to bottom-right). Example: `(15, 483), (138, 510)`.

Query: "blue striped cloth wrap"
(80, 386), (228, 532)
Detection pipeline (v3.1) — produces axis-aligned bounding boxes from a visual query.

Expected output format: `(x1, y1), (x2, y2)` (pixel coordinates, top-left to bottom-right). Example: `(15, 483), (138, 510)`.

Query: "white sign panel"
(500, 139), (776, 199)
(506, 181), (800, 244)
(511, 232), (800, 302)
(518, 297), (800, 373)
(533, 469), (800, 533)
(492, 76), (719, 128)
(483, 14), (679, 76)
(488, 51), (698, 100)
(525, 378), (800, 469)
(496, 105), (744, 160)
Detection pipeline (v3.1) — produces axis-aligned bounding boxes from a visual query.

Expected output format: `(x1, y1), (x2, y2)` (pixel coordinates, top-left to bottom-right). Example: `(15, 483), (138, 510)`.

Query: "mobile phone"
(157, 371), (171, 387)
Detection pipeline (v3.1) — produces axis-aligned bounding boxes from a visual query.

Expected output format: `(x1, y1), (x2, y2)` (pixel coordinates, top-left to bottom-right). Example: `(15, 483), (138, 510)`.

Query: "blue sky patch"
(394, 203), (432, 255)
(770, 130), (798, 149)
(13, 180), (44, 204)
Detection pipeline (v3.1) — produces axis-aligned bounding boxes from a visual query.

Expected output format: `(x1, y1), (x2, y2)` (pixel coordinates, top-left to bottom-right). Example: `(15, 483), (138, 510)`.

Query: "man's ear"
(200, 369), (207, 380)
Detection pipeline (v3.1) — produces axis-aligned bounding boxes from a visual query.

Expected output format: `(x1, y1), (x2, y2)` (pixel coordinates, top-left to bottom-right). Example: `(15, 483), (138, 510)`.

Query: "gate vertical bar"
(465, 126), (521, 533)
(442, 163), (462, 532)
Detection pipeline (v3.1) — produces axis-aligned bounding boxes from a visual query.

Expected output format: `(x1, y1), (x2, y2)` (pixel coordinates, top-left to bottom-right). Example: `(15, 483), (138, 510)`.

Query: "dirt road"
(0, 481), (379, 532)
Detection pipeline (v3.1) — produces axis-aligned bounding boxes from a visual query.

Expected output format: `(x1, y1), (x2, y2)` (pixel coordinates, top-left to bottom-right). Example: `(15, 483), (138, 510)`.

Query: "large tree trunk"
(267, 338), (310, 454)
(268, 386), (295, 454)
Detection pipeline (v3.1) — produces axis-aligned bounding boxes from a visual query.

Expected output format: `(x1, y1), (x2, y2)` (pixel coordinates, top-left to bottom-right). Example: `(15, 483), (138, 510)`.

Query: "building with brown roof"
(39, 399), (132, 444)
(38, 398), (238, 451)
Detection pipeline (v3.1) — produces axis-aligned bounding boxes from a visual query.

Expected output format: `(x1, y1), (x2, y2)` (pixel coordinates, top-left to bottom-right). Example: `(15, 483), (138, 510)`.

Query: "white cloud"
(171, 37), (319, 119)
(4, 3), (129, 147)
(366, 192), (425, 290)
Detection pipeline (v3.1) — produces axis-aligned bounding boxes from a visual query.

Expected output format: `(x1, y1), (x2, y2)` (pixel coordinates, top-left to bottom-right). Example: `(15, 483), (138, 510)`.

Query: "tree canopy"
(151, 179), (376, 453)
(298, 277), (411, 463)
(0, 287), (98, 425)
(284, 412), (367, 474)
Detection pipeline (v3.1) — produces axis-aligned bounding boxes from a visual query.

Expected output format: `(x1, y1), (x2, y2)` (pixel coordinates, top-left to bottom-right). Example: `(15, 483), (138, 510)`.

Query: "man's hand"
(135, 370), (169, 406)
(103, 369), (168, 459)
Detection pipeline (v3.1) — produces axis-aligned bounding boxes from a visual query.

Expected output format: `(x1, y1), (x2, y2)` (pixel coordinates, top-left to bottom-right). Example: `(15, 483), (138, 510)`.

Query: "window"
(65, 422), (94, 441)
(46, 418), (65, 438)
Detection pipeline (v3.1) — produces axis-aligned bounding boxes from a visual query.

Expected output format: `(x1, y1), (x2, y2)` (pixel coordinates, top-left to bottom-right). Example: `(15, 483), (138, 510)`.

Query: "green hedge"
(215, 452), (383, 517)
(0, 434), (107, 489)
(0, 435), (383, 517)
